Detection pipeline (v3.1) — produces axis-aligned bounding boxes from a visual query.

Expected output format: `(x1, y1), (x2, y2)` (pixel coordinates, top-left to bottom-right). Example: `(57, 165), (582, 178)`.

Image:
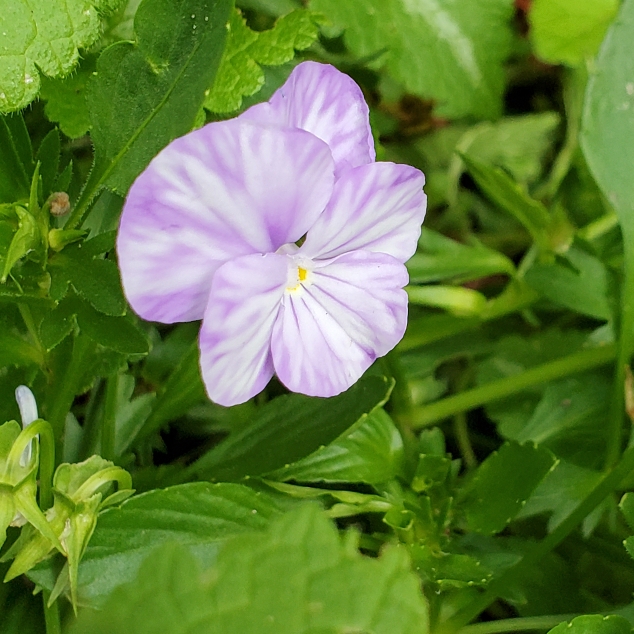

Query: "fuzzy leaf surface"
(68, 505), (430, 634)
(0, 0), (125, 112)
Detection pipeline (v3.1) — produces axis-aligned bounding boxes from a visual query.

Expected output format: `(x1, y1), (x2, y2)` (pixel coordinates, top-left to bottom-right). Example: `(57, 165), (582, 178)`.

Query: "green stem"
(439, 442), (634, 634)
(407, 344), (616, 429)
(454, 412), (477, 470)
(458, 614), (578, 634)
(36, 420), (56, 510)
(43, 590), (61, 634)
(101, 373), (119, 462)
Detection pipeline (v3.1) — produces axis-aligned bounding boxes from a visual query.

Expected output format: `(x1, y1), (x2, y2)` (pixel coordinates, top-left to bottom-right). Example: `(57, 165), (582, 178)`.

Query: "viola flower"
(117, 61), (426, 406)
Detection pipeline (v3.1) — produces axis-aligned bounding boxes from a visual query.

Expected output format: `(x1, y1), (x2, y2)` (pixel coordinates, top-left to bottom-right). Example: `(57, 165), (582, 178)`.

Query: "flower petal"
(199, 253), (288, 407)
(240, 61), (375, 175)
(272, 251), (408, 397)
(300, 162), (426, 263)
(118, 120), (334, 323)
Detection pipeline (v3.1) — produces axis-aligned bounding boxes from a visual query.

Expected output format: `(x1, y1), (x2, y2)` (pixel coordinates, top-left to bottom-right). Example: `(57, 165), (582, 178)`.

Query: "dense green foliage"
(2, 0), (634, 633)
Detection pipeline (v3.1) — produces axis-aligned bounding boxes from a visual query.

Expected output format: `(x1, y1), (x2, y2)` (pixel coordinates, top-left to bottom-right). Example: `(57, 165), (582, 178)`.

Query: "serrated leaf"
(525, 245), (612, 320)
(310, 0), (514, 119)
(521, 460), (604, 534)
(190, 374), (393, 481)
(268, 406), (404, 484)
(39, 299), (78, 351)
(77, 301), (148, 354)
(40, 64), (93, 139)
(67, 505), (430, 633)
(49, 241), (126, 316)
(0, 0), (126, 112)
(205, 8), (320, 113)
(462, 441), (557, 534)
(68, 0), (231, 222)
(29, 482), (288, 606)
(547, 615), (632, 634)
(530, 0), (619, 67)
(407, 227), (515, 284)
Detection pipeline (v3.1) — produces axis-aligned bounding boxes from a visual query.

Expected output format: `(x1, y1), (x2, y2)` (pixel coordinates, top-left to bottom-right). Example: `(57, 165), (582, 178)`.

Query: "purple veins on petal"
(301, 162), (427, 263)
(117, 120), (335, 324)
(199, 253), (288, 407)
(271, 251), (409, 398)
(240, 61), (375, 175)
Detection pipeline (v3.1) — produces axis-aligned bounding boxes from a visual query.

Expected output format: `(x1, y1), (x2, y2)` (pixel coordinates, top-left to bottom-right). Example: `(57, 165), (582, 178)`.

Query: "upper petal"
(118, 120), (334, 323)
(239, 61), (375, 175)
(271, 251), (408, 398)
(300, 162), (426, 263)
(199, 253), (288, 407)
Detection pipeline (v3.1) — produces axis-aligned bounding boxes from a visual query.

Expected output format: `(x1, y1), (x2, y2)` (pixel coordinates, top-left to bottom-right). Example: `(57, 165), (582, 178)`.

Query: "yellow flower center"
(287, 266), (309, 292)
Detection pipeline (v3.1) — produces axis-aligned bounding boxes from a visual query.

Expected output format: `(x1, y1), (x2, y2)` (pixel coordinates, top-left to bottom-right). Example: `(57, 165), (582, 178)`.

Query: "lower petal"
(199, 254), (287, 406)
(271, 251), (408, 397)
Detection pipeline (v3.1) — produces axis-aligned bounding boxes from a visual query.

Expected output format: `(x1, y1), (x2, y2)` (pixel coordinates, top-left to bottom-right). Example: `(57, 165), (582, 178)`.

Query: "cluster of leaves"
(2, 0), (634, 633)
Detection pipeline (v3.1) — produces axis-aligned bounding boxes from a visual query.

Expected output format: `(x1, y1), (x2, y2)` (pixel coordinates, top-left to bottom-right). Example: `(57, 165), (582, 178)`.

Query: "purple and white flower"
(117, 61), (426, 406)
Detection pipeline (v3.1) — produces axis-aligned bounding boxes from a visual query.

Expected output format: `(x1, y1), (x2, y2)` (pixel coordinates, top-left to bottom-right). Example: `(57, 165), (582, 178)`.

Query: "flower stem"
(458, 614), (578, 634)
(43, 590), (61, 634)
(605, 230), (634, 469)
(406, 344), (616, 429)
(438, 441), (634, 634)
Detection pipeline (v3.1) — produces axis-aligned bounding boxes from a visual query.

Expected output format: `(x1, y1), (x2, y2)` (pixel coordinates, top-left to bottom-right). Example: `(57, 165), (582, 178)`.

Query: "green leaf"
(205, 8), (320, 113)
(547, 616), (632, 634)
(524, 245), (613, 320)
(0, 115), (32, 203)
(530, 0), (619, 66)
(190, 374), (394, 481)
(267, 406), (404, 484)
(509, 371), (610, 468)
(36, 129), (61, 199)
(520, 460), (604, 534)
(132, 339), (206, 446)
(39, 299), (78, 351)
(68, 505), (430, 634)
(462, 441), (557, 534)
(40, 63), (94, 139)
(407, 227), (515, 284)
(581, 0), (634, 393)
(450, 113), (561, 187)
(1, 206), (39, 283)
(460, 152), (552, 249)
(68, 0), (232, 226)
(477, 329), (589, 434)
(29, 482), (288, 606)
(0, 330), (42, 367)
(76, 301), (149, 355)
(49, 241), (126, 316)
(0, 0), (126, 112)
(309, 0), (514, 119)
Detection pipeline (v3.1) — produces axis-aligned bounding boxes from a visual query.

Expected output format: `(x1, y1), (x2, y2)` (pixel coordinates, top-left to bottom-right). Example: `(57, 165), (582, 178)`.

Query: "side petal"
(300, 162), (426, 263)
(199, 253), (288, 407)
(271, 251), (408, 397)
(240, 61), (375, 175)
(118, 120), (334, 323)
